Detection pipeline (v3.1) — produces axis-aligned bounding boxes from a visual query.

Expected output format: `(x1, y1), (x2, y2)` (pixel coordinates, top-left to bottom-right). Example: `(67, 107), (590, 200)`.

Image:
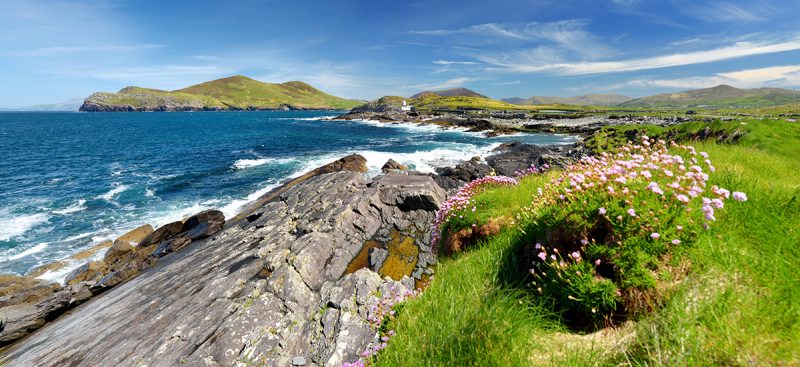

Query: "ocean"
(0, 111), (576, 281)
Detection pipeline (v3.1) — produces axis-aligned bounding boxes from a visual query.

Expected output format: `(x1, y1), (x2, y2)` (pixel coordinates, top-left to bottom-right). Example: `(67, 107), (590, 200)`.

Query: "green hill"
(619, 84), (799, 108)
(80, 76), (363, 112)
(352, 93), (590, 113)
(410, 88), (488, 99)
(502, 93), (631, 106)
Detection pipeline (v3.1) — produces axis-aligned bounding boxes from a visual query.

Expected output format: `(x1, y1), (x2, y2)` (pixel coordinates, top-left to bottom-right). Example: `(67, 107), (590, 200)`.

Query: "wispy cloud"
(619, 65), (800, 89)
(478, 38), (800, 75)
(6, 44), (163, 57)
(411, 20), (610, 59)
(433, 60), (480, 65)
(685, 1), (774, 23)
(493, 80), (521, 86)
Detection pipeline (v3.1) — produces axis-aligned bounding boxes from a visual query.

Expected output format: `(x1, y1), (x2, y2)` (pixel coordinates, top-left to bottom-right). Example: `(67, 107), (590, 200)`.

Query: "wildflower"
(732, 191), (748, 202)
(598, 207), (606, 215)
(570, 251), (581, 260)
(650, 232), (660, 240)
(676, 225), (683, 231)
(616, 215), (623, 221)
(671, 239), (681, 245)
(535, 243), (542, 250)
(595, 259), (601, 266)
(538, 252), (547, 261)
(627, 208), (636, 217)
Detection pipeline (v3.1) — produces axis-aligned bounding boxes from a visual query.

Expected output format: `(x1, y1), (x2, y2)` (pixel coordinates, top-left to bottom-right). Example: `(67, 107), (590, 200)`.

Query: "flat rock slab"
(1, 171), (442, 367)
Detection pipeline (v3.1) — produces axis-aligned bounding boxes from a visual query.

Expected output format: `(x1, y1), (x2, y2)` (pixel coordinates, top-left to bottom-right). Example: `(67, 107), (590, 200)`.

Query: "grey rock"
(184, 220), (223, 241)
(2, 168), (443, 366)
(292, 356), (307, 365)
(138, 220), (184, 247)
(381, 159), (408, 173)
(181, 209), (225, 233)
(104, 239), (134, 266)
(64, 261), (108, 286)
(152, 237), (192, 258)
(369, 248), (388, 270)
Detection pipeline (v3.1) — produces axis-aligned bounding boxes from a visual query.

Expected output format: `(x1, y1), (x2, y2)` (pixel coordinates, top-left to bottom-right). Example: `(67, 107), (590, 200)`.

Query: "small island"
(79, 75), (364, 112)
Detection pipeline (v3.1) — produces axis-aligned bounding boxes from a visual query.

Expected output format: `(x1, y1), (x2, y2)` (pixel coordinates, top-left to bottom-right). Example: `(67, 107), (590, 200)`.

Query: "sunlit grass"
(373, 119), (800, 366)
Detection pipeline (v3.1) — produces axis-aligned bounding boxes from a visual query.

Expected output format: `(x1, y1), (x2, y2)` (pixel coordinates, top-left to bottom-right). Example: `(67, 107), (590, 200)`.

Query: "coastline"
(2, 142), (564, 363)
(1, 114), (577, 284)
(0, 114), (584, 354)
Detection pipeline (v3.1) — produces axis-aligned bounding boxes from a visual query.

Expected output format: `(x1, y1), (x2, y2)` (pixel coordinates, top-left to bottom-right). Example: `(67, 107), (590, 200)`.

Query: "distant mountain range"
(501, 94), (632, 106)
(79, 76), (363, 112)
(411, 88), (488, 99)
(618, 85), (799, 108)
(13, 82), (800, 113)
(0, 98), (83, 112)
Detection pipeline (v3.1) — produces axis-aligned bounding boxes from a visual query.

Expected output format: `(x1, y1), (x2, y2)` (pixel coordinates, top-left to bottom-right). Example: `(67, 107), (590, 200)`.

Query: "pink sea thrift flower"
(627, 208), (636, 217)
(650, 232), (660, 239)
(732, 191), (748, 202)
(671, 239), (681, 245)
(598, 207), (606, 215)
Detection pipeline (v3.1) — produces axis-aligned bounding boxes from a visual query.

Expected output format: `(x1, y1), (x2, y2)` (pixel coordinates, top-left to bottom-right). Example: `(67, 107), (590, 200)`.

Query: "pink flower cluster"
(514, 163), (548, 178)
(343, 285), (422, 366)
(432, 175), (518, 247)
(527, 135), (745, 268)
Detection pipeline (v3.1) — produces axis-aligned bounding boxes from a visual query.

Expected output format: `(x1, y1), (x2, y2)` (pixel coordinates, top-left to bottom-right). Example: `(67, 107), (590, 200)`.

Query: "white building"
(400, 100), (414, 111)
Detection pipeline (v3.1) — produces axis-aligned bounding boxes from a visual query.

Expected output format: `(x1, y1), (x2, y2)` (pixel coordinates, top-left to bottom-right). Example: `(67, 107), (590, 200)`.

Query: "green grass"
(84, 75), (362, 110)
(374, 119), (800, 366)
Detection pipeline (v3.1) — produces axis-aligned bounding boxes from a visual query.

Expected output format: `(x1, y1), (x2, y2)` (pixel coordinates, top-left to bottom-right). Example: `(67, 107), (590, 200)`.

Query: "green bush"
(519, 136), (747, 328)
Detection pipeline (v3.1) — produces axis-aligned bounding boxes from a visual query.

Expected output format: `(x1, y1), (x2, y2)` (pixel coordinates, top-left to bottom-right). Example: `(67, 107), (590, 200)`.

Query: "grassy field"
(372, 119), (799, 366)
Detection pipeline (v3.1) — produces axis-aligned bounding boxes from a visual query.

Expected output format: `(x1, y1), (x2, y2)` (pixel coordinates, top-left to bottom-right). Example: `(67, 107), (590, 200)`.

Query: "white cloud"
(493, 80), (521, 86)
(411, 20), (610, 59)
(433, 60), (480, 65)
(687, 1), (773, 23)
(480, 38), (800, 75)
(622, 65), (800, 89)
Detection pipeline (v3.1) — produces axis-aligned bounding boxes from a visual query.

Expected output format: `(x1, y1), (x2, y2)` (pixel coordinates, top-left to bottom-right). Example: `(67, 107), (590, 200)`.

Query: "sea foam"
(0, 242), (48, 262)
(0, 212), (50, 242)
(98, 184), (130, 200)
(52, 199), (87, 215)
(232, 157), (295, 170)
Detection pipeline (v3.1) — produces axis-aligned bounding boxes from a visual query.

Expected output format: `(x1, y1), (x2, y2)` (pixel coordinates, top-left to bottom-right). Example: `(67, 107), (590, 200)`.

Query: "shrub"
(432, 175), (518, 253)
(518, 136), (747, 328)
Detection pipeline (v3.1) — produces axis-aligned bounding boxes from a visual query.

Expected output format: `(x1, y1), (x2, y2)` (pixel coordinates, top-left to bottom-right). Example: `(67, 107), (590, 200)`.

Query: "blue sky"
(2, 0), (800, 106)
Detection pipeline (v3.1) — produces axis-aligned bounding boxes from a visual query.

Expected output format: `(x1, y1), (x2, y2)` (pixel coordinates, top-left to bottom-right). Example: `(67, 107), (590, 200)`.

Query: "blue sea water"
(0, 111), (576, 280)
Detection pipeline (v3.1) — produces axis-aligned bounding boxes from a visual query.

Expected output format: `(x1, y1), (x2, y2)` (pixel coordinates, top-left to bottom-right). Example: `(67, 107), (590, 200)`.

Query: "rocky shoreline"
(334, 108), (709, 137)
(0, 136), (582, 366)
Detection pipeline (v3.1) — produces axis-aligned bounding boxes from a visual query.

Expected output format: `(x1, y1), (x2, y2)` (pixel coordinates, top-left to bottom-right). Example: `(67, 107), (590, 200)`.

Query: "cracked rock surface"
(1, 170), (444, 367)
